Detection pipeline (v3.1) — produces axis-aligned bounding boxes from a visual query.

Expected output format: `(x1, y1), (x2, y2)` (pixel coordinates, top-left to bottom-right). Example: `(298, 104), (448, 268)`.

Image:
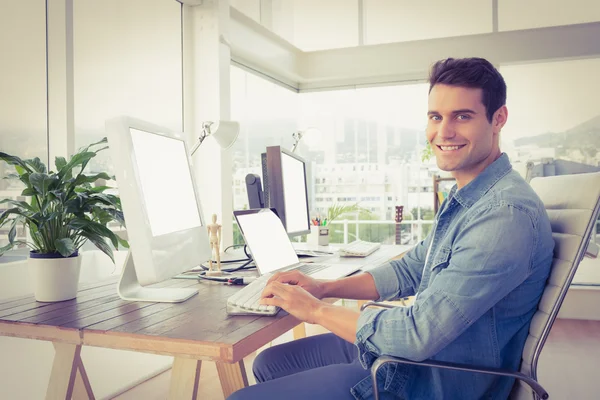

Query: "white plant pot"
(28, 253), (82, 302)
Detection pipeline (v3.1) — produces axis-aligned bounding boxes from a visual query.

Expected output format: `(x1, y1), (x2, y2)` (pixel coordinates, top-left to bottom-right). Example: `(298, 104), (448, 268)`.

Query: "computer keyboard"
(226, 263), (336, 316)
(339, 240), (381, 257)
(226, 273), (279, 316)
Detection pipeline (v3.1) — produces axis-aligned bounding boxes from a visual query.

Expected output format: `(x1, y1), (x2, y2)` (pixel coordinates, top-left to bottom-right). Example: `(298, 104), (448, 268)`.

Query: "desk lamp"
(190, 120), (240, 155)
(291, 127), (321, 153)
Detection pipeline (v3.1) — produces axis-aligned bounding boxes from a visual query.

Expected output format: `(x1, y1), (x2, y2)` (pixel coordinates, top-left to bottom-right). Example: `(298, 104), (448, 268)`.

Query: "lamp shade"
(210, 120), (240, 149)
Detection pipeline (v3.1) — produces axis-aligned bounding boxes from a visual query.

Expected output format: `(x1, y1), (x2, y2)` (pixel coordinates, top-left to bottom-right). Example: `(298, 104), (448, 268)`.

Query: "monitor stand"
(118, 251), (198, 303)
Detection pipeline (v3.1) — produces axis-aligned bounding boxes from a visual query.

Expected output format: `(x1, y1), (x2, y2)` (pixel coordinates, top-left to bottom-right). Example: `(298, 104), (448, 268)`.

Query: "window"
(0, 2), (47, 258)
(500, 58), (600, 281)
(231, 73), (438, 244)
(73, 0), (183, 178)
(298, 83), (434, 226)
(230, 65), (298, 212)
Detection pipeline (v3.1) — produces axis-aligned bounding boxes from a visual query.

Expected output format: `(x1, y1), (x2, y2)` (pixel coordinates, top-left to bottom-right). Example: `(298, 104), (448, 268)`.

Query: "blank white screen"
(236, 210), (298, 274)
(281, 153), (309, 234)
(130, 128), (202, 237)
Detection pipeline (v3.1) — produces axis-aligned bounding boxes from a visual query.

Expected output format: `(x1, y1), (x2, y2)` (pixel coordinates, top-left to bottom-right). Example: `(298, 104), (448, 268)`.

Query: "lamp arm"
(190, 127), (209, 156)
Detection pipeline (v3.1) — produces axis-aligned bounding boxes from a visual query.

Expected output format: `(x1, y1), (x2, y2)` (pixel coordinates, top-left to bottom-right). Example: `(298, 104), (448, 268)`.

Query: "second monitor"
(264, 146), (311, 238)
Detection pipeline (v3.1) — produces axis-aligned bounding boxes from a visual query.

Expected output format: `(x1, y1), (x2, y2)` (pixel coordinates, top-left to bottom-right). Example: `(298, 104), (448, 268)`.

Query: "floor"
(113, 318), (600, 400)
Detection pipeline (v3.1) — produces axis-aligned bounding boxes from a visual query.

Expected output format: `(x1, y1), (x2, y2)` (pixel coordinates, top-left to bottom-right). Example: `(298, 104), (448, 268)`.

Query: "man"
(228, 57), (554, 400)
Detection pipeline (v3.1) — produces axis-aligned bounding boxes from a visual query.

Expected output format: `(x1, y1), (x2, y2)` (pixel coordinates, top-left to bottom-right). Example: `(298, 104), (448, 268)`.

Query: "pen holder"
(308, 225), (329, 246)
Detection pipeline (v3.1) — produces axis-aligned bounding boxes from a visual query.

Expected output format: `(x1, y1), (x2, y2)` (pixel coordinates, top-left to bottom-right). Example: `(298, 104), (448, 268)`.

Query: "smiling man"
(227, 58), (554, 400)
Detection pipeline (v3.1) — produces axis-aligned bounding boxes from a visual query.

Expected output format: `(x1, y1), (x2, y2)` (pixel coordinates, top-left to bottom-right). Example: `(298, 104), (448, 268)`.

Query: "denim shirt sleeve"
(367, 230), (433, 301)
(355, 204), (536, 365)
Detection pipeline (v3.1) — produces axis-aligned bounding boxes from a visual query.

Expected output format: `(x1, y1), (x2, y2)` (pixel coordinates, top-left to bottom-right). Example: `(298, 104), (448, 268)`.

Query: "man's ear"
(493, 105), (508, 134)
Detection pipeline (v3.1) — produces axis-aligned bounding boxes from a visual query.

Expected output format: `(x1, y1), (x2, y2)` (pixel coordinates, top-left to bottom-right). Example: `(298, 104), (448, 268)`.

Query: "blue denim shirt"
(352, 154), (554, 400)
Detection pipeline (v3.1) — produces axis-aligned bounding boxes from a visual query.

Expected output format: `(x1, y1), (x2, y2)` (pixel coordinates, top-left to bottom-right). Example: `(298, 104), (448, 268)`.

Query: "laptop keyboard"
(294, 263), (331, 275)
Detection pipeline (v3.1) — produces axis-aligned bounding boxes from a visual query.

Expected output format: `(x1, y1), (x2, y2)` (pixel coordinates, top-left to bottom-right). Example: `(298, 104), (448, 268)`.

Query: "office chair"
(362, 172), (600, 400)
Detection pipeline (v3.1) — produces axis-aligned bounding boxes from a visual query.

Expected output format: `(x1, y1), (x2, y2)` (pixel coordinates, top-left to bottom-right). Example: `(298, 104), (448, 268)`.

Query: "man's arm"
(319, 272), (380, 300)
(260, 281), (362, 343)
(261, 235), (434, 342)
(354, 205), (548, 362)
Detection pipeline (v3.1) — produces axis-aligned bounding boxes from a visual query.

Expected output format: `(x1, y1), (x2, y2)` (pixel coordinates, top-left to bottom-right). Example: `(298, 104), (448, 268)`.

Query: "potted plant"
(0, 138), (128, 302)
(326, 202), (371, 226)
(317, 202), (372, 244)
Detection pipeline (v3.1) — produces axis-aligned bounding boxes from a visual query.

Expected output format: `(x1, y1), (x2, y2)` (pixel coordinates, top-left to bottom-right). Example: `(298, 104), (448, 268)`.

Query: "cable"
(223, 243), (246, 253)
(222, 258), (255, 273)
(196, 243), (252, 268)
(195, 273), (257, 285)
(243, 244), (252, 259)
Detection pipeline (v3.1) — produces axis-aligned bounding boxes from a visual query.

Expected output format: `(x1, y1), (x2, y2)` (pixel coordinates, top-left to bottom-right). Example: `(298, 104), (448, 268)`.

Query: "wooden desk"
(0, 245), (409, 400)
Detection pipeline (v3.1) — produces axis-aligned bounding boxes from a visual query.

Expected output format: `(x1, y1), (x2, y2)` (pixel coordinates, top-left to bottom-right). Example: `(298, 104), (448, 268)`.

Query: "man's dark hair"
(429, 57), (506, 122)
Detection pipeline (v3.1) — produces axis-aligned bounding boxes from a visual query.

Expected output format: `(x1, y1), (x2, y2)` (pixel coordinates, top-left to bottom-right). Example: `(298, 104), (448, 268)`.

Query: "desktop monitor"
(265, 146), (311, 237)
(106, 116), (212, 302)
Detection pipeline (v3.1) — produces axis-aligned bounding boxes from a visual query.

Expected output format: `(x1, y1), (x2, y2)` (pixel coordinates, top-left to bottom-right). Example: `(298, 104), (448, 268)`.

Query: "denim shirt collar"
(451, 153), (512, 209)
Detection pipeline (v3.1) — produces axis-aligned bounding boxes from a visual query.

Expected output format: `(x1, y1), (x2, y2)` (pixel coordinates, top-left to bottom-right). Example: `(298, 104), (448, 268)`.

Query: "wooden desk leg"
(73, 357), (95, 399)
(215, 360), (248, 398)
(47, 343), (94, 400)
(293, 323), (306, 340)
(168, 357), (202, 400)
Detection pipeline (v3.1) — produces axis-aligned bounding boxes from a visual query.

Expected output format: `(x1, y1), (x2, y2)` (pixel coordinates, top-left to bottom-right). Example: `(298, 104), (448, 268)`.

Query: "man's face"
(426, 84), (507, 187)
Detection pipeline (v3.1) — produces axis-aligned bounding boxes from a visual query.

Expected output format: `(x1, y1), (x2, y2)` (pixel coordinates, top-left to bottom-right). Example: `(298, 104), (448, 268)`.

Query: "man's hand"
(260, 281), (323, 324)
(267, 270), (327, 299)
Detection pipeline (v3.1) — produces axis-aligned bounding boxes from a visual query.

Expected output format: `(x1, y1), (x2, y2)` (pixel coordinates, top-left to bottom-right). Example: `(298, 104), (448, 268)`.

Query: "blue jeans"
(227, 333), (370, 400)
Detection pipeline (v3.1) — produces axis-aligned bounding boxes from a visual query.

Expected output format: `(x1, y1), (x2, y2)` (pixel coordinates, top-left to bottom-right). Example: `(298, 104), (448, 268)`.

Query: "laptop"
(233, 208), (363, 280)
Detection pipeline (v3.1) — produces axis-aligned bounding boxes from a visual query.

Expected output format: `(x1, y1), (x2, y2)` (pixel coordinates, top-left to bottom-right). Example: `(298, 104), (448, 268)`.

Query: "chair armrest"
(371, 355), (549, 400)
(360, 300), (406, 311)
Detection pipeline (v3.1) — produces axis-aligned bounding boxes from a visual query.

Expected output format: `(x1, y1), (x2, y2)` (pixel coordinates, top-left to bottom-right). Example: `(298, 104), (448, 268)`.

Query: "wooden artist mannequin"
(207, 213), (222, 275)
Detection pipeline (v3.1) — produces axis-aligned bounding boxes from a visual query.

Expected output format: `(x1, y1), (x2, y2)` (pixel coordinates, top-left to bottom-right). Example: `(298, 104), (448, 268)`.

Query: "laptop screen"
(234, 209), (299, 275)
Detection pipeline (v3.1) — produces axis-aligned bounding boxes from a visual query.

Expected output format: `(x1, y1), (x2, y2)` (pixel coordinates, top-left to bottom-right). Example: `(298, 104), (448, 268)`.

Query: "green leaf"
(90, 186), (112, 193)
(8, 219), (17, 243)
(69, 219), (119, 248)
(48, 190), (66, 203)
(30, 195), (40, 211)
(55, 156), (67, 171)
(79, 231), (114, 263)
(91, 207), (113, 225)
(70, 172), (112, 188)
(0, 242), (16, 256)
(58, 152), (96, 180)
(15, 165), (26, 175)
(54, 238), (76, 257)
(30, 173), (58, 196)
(0, 208), (22, 227)
(80, 137), (108, 153)
(83, 193), (115, 208)
(0, 199), (35, 213)
(326, 202), (370, 224)
(21, 187), (37, 196)
(89, 206), (124, 226)
(0, 152), (33, 173)
(421, 141), (434, 162)
(18, 172), (31, 187)
(24, 157), (47, 173)
(116, 234), (129, 249)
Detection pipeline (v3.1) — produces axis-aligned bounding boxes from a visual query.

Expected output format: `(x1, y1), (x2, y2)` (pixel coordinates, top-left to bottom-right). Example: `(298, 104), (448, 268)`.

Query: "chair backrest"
(512, 172), (600, 400)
